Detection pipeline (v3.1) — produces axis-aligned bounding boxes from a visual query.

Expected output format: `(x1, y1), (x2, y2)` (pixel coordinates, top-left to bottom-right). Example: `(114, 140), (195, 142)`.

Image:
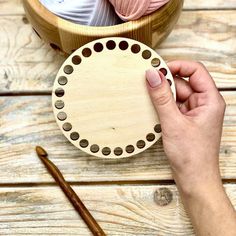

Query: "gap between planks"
(0, 88), (235, 97)
(0, 179), (236, 188)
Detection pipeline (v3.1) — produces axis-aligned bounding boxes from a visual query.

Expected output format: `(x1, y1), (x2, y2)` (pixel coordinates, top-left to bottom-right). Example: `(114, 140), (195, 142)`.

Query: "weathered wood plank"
(0, 91), (235, 184)
(0, 0), (23, 15)
(184, 0), (236, 10)
(0, 184), (235, 235)
(0, 14), (64, 92)
(0, 0), (235, 16)
(156, 11), (236, 89)
(1, 11), (236, 92)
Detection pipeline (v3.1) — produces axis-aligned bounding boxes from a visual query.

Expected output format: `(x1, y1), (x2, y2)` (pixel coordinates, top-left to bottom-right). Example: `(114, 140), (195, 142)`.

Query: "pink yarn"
(109, 0), (170, 21)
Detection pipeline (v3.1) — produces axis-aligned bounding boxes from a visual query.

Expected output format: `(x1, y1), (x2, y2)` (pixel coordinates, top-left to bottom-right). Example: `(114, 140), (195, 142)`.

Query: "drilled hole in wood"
(142, 50), (151, 59)
(114, 147), (123, 156)
(131, 44), (141, 54)
(55, 88), (64, 97)
(50, 43), (61, 51)
(106, 40), (116, 50)
(64, 65), (73, 74)
(80, 139), (89, 148)
(72, 55), (82, 65)
(63, 122), (72, 131)
(159, 68), (167, 76)
(94, 42), (103, 52)
(70, 132), (79, 141)
(136, 140), (145, 149)
(22, 16), (29, 24)
(167, 79), (172, 86)
(154, 124), (162, 133)
(102, 147), (111, 156)
(146, 133), (155, 142)
(119, 41), (128, 50)
(57, 112), (67, 121)
(82, 48), (92, 57)
(55, 100), (64, 109)
(58, 76), (68, 85)
(126, 145), (134, 154)
(151, 58), (160, 67)
(90, 144), (100, 153)
(33, 28), (41, 38)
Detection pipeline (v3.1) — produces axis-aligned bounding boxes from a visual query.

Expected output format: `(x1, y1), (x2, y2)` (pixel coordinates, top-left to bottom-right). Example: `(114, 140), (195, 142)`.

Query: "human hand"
(146, 61), (225, 194)
(146, 61), (236, 236)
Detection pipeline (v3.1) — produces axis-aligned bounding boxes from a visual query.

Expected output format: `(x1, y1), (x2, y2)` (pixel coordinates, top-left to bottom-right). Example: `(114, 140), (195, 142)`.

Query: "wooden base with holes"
(52, 37), (175, 158)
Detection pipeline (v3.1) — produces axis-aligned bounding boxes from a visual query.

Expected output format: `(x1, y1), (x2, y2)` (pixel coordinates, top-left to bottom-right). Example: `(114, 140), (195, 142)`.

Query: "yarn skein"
(40, 0), (122, 26)
(109, 0), (170, 21)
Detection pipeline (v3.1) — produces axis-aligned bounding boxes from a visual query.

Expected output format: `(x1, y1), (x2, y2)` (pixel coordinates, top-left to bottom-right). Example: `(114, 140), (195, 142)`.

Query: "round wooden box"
(23, 0), (183, 54)
(52, 37), (176, 158)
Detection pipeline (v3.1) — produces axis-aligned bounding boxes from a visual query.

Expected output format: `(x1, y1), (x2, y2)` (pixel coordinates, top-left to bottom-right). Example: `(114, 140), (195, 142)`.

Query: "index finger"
(167, 60), (217, 93)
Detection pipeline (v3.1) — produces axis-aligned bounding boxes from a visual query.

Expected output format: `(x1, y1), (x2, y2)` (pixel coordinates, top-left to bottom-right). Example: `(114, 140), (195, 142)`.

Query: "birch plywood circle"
(52, 37), (175, 158)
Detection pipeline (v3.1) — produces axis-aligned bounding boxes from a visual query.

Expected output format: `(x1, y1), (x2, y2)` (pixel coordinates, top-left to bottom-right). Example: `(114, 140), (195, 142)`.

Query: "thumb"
(146, 68), (181, 128)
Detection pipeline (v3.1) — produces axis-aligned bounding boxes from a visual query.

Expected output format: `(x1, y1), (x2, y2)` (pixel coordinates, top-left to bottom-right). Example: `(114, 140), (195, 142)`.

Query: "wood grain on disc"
(52, 37), (175, 158)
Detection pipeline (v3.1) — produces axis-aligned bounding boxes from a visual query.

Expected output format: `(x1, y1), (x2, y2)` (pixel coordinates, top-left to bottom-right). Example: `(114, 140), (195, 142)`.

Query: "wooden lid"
(52, 37), (175, 158)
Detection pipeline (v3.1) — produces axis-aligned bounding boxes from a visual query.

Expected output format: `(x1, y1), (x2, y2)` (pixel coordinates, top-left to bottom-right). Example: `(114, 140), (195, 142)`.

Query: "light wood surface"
(1, 0), (236, 235)
(184, 0), (236, 9)
(0, 184), (235, 235)
(0, 91), (235, 183)
(52, 38), (175, 158)
(0, 0), (23, 15)
(1, 11), (236, 93)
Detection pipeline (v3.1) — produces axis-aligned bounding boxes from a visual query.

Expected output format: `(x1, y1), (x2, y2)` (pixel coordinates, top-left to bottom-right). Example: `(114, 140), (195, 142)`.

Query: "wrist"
(176, 175), (227, 216)
(177, 176), (224, 201)
(172, 166), (223, 199)
(177, 177), (236, 236)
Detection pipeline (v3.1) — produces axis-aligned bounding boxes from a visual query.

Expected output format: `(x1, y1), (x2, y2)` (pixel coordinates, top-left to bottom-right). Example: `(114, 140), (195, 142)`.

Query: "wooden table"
(0, 0), (235, 235)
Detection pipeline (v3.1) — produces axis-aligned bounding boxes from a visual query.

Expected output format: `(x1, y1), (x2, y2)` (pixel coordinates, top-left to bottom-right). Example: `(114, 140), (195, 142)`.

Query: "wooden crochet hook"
(35, 146), (106, 236)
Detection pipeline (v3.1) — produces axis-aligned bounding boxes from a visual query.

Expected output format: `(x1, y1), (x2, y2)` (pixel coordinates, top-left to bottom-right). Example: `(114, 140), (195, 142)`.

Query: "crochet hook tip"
(35, 146), (48, 158)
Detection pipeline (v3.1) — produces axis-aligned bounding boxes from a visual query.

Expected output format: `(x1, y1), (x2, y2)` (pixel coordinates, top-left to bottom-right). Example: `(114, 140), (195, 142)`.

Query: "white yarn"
(40, 0), (122, 26)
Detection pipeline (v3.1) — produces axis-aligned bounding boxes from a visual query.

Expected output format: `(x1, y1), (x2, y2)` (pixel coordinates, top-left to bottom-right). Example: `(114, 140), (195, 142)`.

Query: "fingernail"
(146, 69), (162, 88)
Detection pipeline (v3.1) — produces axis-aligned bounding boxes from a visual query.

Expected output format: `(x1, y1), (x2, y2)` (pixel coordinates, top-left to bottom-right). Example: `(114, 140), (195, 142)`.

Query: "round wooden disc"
(52, 37), (175, 158)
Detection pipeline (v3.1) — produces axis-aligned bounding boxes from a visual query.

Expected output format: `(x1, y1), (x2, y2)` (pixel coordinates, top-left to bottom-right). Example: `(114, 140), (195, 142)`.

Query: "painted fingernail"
(146, 68), (162, 88)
